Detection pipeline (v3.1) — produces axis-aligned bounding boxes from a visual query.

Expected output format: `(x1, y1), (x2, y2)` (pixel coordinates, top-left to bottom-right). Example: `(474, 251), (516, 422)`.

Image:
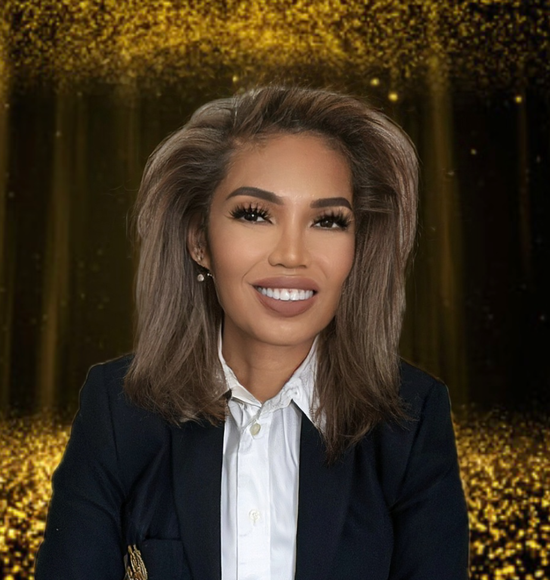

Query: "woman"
(35, 86), (469, 580)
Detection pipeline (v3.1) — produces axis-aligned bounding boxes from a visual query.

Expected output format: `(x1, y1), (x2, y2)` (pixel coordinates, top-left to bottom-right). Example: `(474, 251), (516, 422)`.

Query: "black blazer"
(35, 356), (469, 580)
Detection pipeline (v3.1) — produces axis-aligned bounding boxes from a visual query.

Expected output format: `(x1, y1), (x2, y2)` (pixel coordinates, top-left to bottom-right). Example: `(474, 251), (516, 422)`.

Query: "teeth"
(257, 287), (314, 301)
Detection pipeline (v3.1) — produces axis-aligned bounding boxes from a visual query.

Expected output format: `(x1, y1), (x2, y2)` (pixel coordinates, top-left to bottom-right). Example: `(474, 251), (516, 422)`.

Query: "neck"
(221, 325), (315, 403)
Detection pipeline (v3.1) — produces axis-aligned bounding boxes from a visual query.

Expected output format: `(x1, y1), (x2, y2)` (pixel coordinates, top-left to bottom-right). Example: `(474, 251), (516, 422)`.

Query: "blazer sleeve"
(388, 380), (470, 580)
(34, 363), (126, 580)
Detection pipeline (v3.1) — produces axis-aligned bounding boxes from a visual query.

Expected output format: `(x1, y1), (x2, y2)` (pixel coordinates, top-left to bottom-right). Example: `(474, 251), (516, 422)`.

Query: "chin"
(250, 325), (322, 349)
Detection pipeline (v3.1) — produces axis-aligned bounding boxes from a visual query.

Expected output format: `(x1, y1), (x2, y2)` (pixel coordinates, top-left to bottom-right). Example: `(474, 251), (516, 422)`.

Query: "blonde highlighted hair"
(125, 86), (418, 461)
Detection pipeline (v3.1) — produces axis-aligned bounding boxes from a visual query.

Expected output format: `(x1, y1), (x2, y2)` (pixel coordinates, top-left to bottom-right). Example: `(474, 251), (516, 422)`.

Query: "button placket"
(220, 336), (317, 580)
(235, 409), (272, 578)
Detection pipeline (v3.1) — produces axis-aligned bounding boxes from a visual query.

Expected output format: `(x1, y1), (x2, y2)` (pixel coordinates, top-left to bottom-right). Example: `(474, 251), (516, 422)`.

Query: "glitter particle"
(1, 0), (548, 91)
(1, 410), (549, 578)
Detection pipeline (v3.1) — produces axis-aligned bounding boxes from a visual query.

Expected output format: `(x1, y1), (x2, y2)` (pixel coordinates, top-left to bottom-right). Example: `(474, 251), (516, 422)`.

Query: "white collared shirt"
(219, 339), (318, 580)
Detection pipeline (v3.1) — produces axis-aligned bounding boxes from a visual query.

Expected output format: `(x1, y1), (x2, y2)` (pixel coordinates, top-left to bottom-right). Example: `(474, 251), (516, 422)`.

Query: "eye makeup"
(229, 203), (271, 222)
(230, 202), (352, 230)
(313, 211), (352, 230)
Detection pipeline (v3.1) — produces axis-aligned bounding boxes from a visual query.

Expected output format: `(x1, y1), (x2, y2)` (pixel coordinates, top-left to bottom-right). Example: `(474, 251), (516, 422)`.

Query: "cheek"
(208, 232), (263, 289)
(320, 237), (355, 289)
(341, 239), (356, 276)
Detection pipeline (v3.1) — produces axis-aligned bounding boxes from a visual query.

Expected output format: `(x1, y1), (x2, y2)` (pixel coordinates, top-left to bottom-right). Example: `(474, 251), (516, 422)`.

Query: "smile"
(255, 287), (315, 301)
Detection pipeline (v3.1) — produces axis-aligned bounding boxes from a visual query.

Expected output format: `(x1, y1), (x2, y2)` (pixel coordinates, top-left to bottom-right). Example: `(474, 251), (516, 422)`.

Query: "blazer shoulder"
(77, 354), (170, 487)
(366, 359), (460, 511)
(90, 353), (134, 384)
(81, 353), (138, 409)
(398, 358), (451, 417)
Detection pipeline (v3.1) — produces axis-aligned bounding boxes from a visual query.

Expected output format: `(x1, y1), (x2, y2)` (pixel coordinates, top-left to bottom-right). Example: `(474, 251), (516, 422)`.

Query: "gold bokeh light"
(1, 0), (548, 90)
(1, 412), (549, 579)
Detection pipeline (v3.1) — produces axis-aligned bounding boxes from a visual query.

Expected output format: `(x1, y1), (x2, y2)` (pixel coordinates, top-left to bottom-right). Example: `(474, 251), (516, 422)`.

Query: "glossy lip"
(251, 277), (319, 317)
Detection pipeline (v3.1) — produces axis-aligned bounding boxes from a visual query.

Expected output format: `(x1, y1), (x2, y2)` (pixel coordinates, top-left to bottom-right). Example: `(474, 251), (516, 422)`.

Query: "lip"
(251, 277), (318, 318)
(251, 277), (320, 293)
(252, 276), (319, 318)
(253, 287), (317, 317)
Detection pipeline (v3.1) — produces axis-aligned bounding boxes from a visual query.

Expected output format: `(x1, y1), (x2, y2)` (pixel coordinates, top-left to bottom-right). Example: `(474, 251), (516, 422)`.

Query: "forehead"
(214, 133), (352, 202)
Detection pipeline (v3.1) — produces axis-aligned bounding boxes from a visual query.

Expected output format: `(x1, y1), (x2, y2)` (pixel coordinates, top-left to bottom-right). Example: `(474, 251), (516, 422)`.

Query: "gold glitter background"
(0, 1), (549, 579)
(1, 0), (549, 90)
(1, 412), (549, 579)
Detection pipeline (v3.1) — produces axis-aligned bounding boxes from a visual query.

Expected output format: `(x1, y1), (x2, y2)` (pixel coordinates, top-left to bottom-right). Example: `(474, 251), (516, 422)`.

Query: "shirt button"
(250, 422), (261, 436)
(249, 509), (261, 524)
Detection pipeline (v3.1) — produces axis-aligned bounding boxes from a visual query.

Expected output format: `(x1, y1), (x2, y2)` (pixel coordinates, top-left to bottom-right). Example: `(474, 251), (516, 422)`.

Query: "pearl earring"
(195, 248), (207, 282)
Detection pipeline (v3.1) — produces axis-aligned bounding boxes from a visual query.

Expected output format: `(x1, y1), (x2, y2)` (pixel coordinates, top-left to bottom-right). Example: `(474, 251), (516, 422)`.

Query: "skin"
(189, 133), (355, 402)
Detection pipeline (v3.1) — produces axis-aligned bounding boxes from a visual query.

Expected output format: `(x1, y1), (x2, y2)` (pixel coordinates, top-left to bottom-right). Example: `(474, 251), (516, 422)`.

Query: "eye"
(230, 204), (271, 223)
(313, 212), (352, 230)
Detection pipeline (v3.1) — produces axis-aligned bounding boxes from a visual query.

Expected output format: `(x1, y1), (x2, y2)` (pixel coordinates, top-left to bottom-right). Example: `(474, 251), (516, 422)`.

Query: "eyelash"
(230, 203), (270, 223)
(229, 203), (352, 230)
(314, 211), (352, 230)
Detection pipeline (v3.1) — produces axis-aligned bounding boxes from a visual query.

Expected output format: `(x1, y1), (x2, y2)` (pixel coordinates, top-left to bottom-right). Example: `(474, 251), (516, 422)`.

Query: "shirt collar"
(218, 329), (318, 425)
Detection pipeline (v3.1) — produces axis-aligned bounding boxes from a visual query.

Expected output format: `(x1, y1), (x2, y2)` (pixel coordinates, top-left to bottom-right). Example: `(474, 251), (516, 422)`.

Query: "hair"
(125, 85), (418, 462)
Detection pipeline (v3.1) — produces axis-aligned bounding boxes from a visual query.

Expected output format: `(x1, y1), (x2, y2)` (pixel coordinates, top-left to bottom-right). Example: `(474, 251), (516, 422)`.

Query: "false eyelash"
(229, 203), (271, 222)
(230, 204), (352, 229)
(314, 211), (352, 230)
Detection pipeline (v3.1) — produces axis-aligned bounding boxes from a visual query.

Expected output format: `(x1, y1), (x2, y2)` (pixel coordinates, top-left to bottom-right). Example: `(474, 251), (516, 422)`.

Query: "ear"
(186, 217), (211, 271)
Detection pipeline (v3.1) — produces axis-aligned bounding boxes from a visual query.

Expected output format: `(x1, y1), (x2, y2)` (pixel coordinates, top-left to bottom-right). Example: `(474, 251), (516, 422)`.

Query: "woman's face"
(196, 133), (355, 350)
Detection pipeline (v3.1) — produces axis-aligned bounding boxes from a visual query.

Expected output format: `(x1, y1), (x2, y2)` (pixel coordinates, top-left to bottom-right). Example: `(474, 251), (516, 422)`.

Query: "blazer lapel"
(295, 414), (354, 580)
(170, 420), (224, 580)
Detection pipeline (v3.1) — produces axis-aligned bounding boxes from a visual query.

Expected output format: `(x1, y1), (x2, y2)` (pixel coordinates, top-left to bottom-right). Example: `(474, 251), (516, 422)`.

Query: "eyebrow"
(226, 186), (352, 210)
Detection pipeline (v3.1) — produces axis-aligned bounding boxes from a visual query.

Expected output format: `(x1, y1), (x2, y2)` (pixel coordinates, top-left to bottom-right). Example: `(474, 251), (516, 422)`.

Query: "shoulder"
(78, 354), (138, 425)
(77, 354), (132, 416)
(398, 358), (452, 420)
(87, 353), (134, 386)
(76, 354), (171, 493)
(364, 360), (459, 508)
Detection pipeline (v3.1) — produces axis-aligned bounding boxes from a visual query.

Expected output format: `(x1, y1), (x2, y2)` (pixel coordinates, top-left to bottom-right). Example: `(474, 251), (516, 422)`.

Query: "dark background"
(0, 0), (548, 416)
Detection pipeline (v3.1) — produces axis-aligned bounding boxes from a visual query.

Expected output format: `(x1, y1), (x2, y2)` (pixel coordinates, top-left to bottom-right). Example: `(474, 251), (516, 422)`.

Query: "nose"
(267, 225), (310, 269)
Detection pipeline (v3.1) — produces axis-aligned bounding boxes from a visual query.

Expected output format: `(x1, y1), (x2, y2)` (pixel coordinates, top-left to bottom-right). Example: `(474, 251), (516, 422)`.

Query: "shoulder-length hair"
(125, 85), (418, 462)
